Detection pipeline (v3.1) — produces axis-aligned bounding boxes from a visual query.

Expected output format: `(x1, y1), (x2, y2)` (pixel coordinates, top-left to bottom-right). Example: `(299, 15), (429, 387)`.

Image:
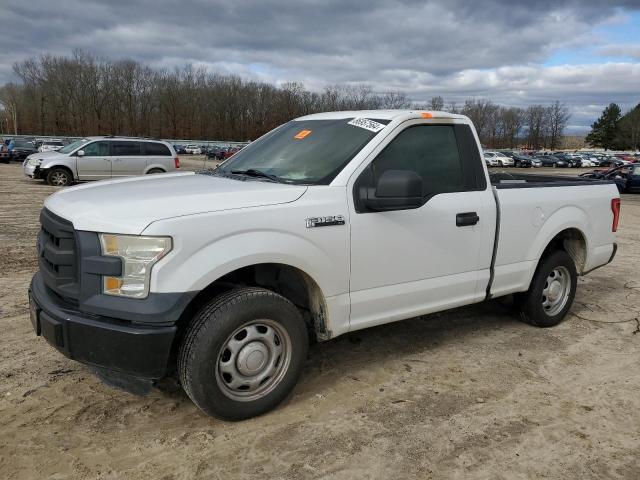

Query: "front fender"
(149, 228), (348, 299)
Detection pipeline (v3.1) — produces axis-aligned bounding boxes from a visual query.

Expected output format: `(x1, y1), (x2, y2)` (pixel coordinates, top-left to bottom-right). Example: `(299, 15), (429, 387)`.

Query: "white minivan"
(23, 137), (179, 186)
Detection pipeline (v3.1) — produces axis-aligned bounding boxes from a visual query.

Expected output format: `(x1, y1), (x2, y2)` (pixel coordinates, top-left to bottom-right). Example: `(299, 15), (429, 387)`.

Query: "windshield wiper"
(230, 169), (280, 182)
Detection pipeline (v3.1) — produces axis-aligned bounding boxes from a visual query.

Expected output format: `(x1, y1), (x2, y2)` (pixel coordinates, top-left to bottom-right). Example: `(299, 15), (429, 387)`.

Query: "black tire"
(147, 168), (165, 174)
(516, 250), (577, 327)
(46, 167), (72, 186)
(178, 287), (309, 420)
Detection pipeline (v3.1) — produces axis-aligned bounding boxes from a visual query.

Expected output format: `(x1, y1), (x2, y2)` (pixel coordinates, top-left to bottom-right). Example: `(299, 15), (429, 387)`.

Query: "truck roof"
(296, 109), (466, 122)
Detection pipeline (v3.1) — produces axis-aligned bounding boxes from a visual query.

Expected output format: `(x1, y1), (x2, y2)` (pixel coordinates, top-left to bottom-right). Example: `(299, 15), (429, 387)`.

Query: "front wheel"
(46, 168), (72, 186)
(516, 250), (577, 327)
(178, 287), (309, 420)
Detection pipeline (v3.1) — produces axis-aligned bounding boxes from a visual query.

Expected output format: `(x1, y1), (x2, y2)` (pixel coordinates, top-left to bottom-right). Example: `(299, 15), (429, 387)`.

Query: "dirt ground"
(1, 159), (639, 479)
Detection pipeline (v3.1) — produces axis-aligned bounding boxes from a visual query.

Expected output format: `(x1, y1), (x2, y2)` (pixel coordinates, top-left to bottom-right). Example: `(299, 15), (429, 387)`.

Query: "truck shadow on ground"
(147, 297), (532, 409)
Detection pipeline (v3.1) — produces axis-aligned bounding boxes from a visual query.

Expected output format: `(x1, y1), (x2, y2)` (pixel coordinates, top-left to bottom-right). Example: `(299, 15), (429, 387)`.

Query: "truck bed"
(490, 172), (613, 189)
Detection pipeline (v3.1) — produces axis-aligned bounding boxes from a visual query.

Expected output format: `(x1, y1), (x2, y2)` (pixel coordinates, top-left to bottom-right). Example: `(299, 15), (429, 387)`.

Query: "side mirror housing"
(360, 169), (423, 212)
(76, 150), (85, 157)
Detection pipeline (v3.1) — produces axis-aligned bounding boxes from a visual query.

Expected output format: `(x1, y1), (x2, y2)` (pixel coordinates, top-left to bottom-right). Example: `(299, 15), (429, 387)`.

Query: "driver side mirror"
(361, 169), (424, 212)
(76, 150), (85, 157)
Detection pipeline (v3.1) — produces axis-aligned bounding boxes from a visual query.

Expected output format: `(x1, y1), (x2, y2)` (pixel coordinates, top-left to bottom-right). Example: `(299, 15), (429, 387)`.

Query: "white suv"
(23, 137), (179, 186)
(38, 140), (65, 152)
(184, 144), (203, 154)
(484, 151), (514, 167)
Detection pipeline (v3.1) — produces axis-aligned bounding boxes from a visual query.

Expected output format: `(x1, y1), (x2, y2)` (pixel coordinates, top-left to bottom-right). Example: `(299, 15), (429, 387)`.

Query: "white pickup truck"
(29, 110), (620, 420)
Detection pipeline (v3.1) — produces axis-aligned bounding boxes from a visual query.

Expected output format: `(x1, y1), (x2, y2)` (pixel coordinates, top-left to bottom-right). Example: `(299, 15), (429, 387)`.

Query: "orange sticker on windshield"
(294, 130), (312, 139)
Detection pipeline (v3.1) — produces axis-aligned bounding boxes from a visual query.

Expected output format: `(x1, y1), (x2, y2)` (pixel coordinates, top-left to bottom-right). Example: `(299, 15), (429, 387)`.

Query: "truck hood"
(44, 172), (307, 234)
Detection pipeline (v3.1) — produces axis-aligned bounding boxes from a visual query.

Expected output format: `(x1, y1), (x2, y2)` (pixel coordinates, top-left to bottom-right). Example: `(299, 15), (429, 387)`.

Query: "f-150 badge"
(306, 215), (346, 228)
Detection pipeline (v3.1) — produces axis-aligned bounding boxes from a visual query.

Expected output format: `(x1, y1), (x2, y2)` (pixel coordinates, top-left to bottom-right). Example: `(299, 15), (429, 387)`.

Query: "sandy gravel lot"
(1, 160), (639, 479)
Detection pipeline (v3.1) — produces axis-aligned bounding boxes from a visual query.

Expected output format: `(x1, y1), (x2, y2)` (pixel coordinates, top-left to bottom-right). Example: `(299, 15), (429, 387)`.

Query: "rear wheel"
(516, 250), (577, 327)
(178, 287), (309, 420)
(46, 168), (72, 186)
(147, 168), (165, 174)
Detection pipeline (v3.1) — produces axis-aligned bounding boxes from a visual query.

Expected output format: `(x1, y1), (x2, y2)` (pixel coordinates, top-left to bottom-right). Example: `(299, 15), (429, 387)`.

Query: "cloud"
(0, 0), (639, 131)
(596, 44), (640, 59)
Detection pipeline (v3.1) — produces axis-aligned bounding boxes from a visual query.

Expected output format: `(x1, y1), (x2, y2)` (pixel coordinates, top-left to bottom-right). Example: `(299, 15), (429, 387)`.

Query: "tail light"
(611, 198), (621, 232)
(174, 157), (180, 169)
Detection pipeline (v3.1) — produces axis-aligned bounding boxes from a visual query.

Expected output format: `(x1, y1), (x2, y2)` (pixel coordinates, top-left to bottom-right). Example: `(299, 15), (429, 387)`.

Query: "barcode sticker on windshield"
(347, 118), (385, 132)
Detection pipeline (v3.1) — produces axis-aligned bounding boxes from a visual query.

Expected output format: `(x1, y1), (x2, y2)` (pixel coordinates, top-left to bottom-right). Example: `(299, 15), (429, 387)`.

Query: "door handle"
(456, 212), (479, 227)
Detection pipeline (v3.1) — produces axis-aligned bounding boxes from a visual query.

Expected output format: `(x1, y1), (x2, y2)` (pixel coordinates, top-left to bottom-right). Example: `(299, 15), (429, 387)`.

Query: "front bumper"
(29, 272), (177, 379)
(23, 162), (39, 178)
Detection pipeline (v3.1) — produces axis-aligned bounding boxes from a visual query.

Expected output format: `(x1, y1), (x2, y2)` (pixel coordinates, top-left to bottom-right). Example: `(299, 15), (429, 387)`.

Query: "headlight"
(99, 234), (172, 298)
(27, 157), (42, 166)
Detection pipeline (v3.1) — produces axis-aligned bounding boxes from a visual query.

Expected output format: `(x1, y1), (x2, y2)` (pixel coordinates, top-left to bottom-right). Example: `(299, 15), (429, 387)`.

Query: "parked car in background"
(222, 146), (242, 159)
(23, 137), (179, 186)
(598, 158), (626, 168)
(206, 146), (225, 160)
(173, 144), (187, 155)
(533, 154), (562, 167)
(552, 153), (579, 167)
(484, 152), (498, 167)
(0, 143), (9, 163)
(581, 164), (640, 193)
(184, 144), (203, 155)
(577, 155), (597, 167)
(531, 157), (543, 168)
(512, 153), (533, 167)
(10, 139), (38, 160)
(38, 139), (65, 152)
(483, 151), (513, 167)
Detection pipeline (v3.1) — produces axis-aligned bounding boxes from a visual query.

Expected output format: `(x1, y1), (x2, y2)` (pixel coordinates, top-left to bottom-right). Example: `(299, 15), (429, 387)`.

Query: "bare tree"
(0, 83), (21, 134)
(547, 101), (571, 150)
(429, 96), (444, 111)
(1, 52), (577, 149)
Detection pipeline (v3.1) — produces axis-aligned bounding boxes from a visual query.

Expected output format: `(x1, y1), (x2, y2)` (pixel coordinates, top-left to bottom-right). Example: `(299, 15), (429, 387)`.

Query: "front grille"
(38, 208), (79, 303)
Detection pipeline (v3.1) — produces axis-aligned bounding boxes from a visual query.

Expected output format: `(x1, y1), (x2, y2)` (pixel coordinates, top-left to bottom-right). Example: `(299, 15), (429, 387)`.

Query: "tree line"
(586, 103), (640, 151)
(0, 51), (571, 149)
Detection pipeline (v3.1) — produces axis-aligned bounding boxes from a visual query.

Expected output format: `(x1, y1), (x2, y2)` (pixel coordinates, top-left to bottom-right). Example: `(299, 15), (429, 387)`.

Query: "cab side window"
(371, 125), (465, 196)
(82, 141), (110, 156)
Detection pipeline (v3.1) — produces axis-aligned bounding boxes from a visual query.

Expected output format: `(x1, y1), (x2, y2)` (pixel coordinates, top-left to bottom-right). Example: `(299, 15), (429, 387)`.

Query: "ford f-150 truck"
(29, 110), (620, 420)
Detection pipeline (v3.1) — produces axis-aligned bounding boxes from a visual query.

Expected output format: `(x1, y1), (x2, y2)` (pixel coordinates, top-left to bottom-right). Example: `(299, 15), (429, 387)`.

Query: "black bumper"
(30, 273), (177, 379)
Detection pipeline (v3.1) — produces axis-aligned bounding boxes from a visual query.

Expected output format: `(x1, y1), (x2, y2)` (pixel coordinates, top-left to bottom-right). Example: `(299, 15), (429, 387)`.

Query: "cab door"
(111, 141), (146, 177)
(348, 122), (495, 331)
(76, 141), (111, 180)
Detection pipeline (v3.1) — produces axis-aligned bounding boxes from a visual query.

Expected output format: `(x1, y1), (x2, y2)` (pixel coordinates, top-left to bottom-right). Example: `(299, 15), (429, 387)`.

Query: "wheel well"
(540, 228), (587, 274)
(147, 167), (166, 173)
(44, 165), (74, 176)
(41, 165), (74, 182)
(175, 263), (329, 344)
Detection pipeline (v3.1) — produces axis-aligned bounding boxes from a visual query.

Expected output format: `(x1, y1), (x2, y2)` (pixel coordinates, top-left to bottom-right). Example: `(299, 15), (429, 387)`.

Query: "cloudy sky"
(2, 0), (639, 133)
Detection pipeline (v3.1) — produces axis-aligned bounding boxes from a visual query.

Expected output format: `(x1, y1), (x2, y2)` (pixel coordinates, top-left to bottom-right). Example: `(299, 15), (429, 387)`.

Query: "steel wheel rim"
(51, 172), (68, 186)
(215, 319), (292, 402)
(541, 266), (571, 316)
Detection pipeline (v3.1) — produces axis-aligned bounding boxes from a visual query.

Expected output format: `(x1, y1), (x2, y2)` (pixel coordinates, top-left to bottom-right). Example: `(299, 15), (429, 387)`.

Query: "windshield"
(59, 138), (89, 154)
(217, 118), (389, 184)
(14, 141), (33, 148)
